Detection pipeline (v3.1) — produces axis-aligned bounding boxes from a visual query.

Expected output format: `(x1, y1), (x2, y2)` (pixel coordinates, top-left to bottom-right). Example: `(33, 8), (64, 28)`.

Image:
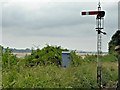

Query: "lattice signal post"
(81, 2), (106, 89)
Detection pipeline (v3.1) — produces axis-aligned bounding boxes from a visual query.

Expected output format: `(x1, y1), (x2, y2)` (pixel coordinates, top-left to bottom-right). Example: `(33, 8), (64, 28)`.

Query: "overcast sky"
(1, 0), (119, 51)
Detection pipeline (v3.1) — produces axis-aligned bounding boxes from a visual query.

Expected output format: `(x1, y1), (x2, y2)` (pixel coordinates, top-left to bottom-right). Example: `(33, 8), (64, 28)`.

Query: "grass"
(2, 61), (118, 88)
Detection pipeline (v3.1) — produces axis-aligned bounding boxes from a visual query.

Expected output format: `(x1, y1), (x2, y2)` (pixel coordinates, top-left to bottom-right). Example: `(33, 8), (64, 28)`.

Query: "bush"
(70, 51), (83, 66)
(83, 55), (97, 62)
(24, 45), (68, 66)
(102, 62), (118, 88)
(101, 54), (117, 62)
(2, 47), (18, 68)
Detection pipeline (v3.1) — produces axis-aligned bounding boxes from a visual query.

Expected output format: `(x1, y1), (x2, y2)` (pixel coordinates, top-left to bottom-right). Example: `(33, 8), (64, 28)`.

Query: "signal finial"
(98, 0), (101, 11)
(98, 0), (101, 6)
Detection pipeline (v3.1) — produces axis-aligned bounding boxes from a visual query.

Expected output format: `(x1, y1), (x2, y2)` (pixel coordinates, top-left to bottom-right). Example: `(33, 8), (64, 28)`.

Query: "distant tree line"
(10, 48), (31, 53)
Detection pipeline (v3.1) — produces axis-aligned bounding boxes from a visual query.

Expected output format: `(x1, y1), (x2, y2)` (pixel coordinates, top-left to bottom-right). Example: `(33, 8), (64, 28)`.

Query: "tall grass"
(2, 61), (118, 88)
(1, 46), (118, 88)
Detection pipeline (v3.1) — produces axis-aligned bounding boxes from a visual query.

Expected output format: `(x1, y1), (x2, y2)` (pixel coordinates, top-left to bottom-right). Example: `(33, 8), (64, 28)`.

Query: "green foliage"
(2, 47), (18, 68)
(25, 45), (68, 66)
(109, 30), (120, 54)
(70, 51), (82, 66)
(2, 62), (117, 88)
(101, 54), (117, 62)
(102, 62), (118, 88)
(83, 55), (97, 62)
(81, 54), (117, 62)
(0, 45), (2, 66)
(1, 45), (119, 88)
(0, 45), (3, 55)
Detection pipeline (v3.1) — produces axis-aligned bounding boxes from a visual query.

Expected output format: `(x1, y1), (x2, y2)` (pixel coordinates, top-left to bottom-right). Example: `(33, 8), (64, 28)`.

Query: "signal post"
(81, 2), (106, 89)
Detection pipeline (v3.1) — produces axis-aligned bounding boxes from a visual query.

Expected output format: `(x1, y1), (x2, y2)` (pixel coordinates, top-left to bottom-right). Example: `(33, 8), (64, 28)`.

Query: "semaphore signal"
(81, 11), (105, 17)
(81, 1), (106, 89)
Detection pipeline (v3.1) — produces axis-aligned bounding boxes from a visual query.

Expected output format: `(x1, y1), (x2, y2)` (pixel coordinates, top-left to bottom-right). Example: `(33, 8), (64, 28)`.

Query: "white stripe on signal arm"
(86, 12), (89, 15)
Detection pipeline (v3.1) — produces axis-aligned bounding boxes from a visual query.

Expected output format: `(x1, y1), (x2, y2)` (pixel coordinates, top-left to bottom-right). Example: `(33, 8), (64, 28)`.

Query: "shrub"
(2, 47), (18, 68)
(24, 45), (68, 66)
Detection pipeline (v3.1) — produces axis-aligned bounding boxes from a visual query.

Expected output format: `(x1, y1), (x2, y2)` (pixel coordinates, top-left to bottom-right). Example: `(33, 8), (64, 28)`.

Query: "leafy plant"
(109, 30), (120, 54)
(25, 45), (68, 66)
(1, 45), (118, 88)
(2, 47), (18, 68)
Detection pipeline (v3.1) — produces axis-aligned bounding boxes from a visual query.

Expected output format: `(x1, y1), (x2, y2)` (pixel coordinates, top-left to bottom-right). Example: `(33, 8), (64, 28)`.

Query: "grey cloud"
(2, 2), (97, 30)
(3, 2), (117, 37)
(2, 2), (117, 29)
(2, 1), (118, 51)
